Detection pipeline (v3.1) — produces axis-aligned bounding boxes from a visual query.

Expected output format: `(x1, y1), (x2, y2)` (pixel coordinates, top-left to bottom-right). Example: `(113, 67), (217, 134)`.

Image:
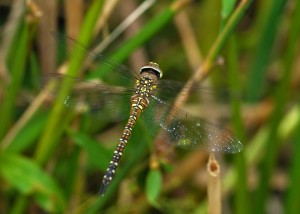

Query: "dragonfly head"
(140, 62), (163, 79)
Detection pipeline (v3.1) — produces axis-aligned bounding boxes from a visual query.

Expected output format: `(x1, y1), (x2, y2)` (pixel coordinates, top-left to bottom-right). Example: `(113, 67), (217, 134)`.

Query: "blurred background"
(0, 0), (300, 213)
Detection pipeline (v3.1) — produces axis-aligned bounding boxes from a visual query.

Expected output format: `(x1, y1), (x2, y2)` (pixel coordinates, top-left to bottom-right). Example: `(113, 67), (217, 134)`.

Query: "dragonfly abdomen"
(99, 95), (150, 195)
(99, 64), (161, 196)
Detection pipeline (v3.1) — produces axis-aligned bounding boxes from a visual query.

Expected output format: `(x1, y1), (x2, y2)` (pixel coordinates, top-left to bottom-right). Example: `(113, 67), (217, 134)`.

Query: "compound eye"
(140, 62), (163, 78)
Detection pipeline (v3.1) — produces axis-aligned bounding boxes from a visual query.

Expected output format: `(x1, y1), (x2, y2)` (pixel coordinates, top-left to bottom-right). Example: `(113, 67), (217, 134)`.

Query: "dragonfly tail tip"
(99, 184), (108, 196)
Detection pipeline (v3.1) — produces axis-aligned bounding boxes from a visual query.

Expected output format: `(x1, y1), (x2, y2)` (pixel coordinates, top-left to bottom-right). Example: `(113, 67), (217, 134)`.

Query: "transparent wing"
(53, 32), (139, 88)
(141, 96), (243, 154)
(45, 73), (133, 121)
(49, 33), (243, 153)
(155, 79), (243, 104)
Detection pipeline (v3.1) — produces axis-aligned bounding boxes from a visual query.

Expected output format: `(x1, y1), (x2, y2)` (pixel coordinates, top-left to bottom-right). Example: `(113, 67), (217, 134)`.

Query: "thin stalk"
(1, 82), (55, 149)
(283, 7), (300, 213)
(162, 2), (253, 208)
(35, 0), (57, 75)
(34, 0), (104, 165)
(194, 102), (300, 213)
(227, 37), (249, 214)
(201, 0), (253, 76)
(207, 154), (221, 214)
(254, 0), (299, 212)
(10, 1), (103, 214)
(91, 0), (155, 54)
(4, 7), (39, 214)
(88, 0), (193, 79)
(173, 0), (253, 109)
(163, 151), (207, 192)
(93, 0), (120, 35)
(245, 0), (287, 102)
(173, 10), (203, 69)
(285, 103), (300, 214)
(64, 0), (83, 39)
(148, 1), (253, 210)
(0, 18), (36, 140)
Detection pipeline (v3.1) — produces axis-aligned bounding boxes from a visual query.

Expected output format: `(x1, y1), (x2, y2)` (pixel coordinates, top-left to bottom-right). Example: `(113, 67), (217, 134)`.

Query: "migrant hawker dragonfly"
(49, 59), (243, 196)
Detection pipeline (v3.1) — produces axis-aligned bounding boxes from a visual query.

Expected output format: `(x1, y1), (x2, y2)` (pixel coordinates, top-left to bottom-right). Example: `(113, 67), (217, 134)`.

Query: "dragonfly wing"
(52, 32), (139, 88)
(89, 54), (140, 87)
(45, 73), (133, 121)
(141, 96), (243, 154)
(160, 110), (243, 153)
(140, 96), (172, 137)
(156, 79), (243, 104)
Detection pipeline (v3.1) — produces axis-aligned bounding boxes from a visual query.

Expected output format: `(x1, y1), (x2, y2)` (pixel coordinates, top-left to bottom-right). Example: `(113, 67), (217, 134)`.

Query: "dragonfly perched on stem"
(46, 39), (243, 196)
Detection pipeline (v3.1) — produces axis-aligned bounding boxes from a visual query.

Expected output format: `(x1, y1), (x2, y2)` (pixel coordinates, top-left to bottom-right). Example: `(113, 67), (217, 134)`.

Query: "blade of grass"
(285, 100), (300, 214)
(0, 18), (36, 140)
(34, 0), (104, 165)
(285, 103), (300, 214)
(201, 0), (253, 75)
(194, 102), (300, 213)
(283, 6), (300, 213)
(10, 1), (104, 214)
(1, 81), (55, 150)
(170, 0), (253, 111)
(146, 168), (162, 207)
(91, 0), (156, 54)
(227, 36), (249, 214)
(5, 111), (49, 153)
(67, 129), (112, 170)
(245, 0), (287, 102)
(88, 0), (193, 79)
(220, 0), (237, 28)
(255, 0), (300, 213)
(0, 153), (66, 213)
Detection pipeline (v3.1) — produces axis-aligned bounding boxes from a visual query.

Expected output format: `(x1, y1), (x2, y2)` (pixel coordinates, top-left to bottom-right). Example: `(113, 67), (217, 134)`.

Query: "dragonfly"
(48, 55), (243, 196)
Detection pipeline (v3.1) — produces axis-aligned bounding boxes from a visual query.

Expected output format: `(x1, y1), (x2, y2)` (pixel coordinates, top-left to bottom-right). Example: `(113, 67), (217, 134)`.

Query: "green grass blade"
(146, 168), (162, 207)
(285, 104), (300, 214)
(0, 153), (66, 212)
(283, 0), (300, 212)
(0, 19), (36, 139)
(6, 111), (49, 153)
(245, 0), (287, 102)
(88, 7), (176, 79)
(34, 0), (104, 165)
(254, 0), (300, 212)
(67, 129), (112, 170)
(227, 36), (249, 214)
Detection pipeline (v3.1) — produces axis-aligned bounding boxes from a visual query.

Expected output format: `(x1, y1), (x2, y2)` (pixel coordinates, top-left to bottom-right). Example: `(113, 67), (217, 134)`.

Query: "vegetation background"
(0, 0), (300, 213)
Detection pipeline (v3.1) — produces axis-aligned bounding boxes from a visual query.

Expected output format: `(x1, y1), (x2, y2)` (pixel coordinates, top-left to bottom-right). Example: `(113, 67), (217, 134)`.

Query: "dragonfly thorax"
(135, 74), (158, 98)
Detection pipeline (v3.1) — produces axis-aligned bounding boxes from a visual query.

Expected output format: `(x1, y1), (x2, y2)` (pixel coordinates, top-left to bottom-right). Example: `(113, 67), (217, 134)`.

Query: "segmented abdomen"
(99, 95), (149, 195)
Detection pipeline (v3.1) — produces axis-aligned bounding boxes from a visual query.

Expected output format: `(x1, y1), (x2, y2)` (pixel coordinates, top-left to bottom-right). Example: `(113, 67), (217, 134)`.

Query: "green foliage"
(68, 129), (112, 170)
(146, 169), (163, 207)
(0, 153), (65, 212)
(6, 111), (49, 153)
(0, 0), (300, 213)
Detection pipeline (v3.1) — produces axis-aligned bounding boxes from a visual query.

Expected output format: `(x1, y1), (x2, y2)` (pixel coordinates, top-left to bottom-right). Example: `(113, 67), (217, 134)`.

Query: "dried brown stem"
(35, 0), (57, 75)
(94, 0), (120, 36)
(207, 153), (221, 214)
(64, 0), (84, 41)
(119, 0), (149, 71)
(1, 81), (56, 149)
(174, 10), (203, 70)
(171, 0), (193, 12)
(163, 151), (207, 192)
